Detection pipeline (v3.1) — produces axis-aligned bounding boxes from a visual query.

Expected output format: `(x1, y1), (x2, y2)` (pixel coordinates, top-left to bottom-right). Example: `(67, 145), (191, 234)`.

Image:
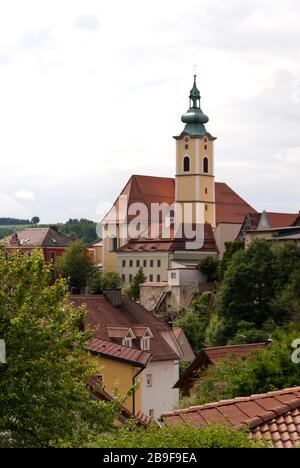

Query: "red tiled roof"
(101, 175), (256, 227)
(173, 328), (183, 339)
(174, 343), (267, 390)
(215, 182), (256, 224)
(264, 212), (299, 229)
(70, 295), (179, 362)
(118, 223), (218, 253)
(8, 227), (72, 248)
(162, 387), (300, 448)
(86, 337), (151, 367)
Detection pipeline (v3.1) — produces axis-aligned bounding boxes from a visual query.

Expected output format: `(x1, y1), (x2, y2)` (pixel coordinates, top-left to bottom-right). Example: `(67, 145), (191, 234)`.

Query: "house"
(172, 328), (195, 362)
(162, 386), (300, 448)
(118, 223), (218, 285)
(70, 291), (182, 420)
(100, 76), (256, 280)
(86, 336), (151, 416)
(5, 226), (72, 264)
(237, 211), (300, 241)
(88, 375), (153, 428)
(174, 343), (267, 396)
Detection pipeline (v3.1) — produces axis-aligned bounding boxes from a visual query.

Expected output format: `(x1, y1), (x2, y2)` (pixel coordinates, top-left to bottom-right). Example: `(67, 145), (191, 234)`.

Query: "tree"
(57, 240), (95, 292)
(173, 293), (214, 352)
(31, 216), (40, 225)
(93, 421), (265, 448)
(218, 240), (276, 335)
(101, 272), (123, 290)
(0, 250), (115, 448)
(125, 267), (147, 301)
(197, 256), (219, 283)
(188, 332), (300, 406)
(219, 240), (244, 279)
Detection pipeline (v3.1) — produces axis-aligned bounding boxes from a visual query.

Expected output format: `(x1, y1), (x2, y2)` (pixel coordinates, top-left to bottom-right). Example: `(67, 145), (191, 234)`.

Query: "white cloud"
(15, 190), (35, 200)
(0, 0), (299, 222)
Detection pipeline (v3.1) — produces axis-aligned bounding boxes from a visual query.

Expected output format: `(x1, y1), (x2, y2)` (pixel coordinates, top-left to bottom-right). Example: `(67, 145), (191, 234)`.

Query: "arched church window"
(183, 156), (190, 172)
(203, 157), (209, 174)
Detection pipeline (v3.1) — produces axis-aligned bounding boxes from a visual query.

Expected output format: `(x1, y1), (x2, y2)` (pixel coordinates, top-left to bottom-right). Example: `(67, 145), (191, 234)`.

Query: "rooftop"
(70, 295), (180, 362)
(162, 387), (300, 448)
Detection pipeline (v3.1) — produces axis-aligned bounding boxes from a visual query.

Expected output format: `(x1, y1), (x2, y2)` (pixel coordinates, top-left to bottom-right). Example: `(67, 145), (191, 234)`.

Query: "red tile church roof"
(102, 175), (256, 226)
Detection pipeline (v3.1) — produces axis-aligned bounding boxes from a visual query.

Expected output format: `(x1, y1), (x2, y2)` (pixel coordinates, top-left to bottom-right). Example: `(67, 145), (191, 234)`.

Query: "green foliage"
(60, 218), (99, 244)
(57, 240), (95, 292)
(0, 250), (115, 448)
(173, 293), (214, 352)
(190, 332), (300, 406)
(125, 267), (147, 301)
(197, 256), (219, 283)
(215, 240), (300, 343)
(93, 422), (265, 448)
(219, 240), (244, 279)
(31, 216), (40, 225)
(101, 271), (123, 290)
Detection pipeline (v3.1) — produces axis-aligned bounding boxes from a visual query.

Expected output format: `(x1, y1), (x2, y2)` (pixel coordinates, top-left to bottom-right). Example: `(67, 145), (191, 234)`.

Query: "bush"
(93, 423), (265, 448)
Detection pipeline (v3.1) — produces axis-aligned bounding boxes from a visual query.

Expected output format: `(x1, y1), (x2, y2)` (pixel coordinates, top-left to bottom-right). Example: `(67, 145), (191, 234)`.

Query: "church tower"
(174, 75), (216, 228)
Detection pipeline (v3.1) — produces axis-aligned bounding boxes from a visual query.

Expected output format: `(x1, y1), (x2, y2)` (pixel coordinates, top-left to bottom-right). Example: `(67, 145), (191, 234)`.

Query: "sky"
(0, 0), (300, 223)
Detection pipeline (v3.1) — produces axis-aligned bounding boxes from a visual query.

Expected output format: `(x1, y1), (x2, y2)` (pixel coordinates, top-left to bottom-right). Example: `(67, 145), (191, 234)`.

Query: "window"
(149, 274), (153, 282)
(171, 272), (176, 279)
(146, 374), (153, 387)
(122, 260), (126, 268)
(157, 259), (161, 267)
(109, 236), (118, 252)
(141, 337), (150, 351)
(185, 144), (189, 150)
(143, 260), (147, 268)
(149, 409), (154, 418)
(123, 338), (132, 347)
(205, 187), (208, 194)
(203, 157), (209, 173)
(50, 251), (56, 262)
(204, 144), (208, 150)
(157, 275), (161, 282)
(150, 260), (154, 268)
(183, 156), (190, 172)
(129, 260), (133, 268)
(129, 274), (133, 282)
(136, 260), (140, 267)
(205, 205), (208, 211)
(122, 274), (126, 283)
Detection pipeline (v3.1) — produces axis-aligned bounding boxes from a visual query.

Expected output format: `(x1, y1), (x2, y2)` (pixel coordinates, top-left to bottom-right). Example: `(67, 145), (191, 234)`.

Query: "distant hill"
(0, 217), (31, 226)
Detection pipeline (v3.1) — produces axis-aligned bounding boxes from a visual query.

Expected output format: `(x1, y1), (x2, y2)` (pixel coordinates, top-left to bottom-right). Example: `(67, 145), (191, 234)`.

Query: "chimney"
(103, 289), (122, 308)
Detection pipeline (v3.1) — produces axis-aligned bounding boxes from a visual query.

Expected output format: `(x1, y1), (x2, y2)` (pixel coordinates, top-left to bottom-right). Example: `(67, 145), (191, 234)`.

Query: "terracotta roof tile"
(70, 295), (179, 362)
(162, 387), (300, 448)
(86, 337), (152, 367)
(101, 175), (256, 227)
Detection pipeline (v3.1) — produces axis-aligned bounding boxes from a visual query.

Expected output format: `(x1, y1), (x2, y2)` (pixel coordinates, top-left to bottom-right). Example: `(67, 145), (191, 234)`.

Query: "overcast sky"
(0, 0), (300, 223)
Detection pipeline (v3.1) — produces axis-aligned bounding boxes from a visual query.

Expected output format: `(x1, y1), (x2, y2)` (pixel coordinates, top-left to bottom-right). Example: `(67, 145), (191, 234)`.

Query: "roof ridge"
(204, 343), (266, 351)
(162, 387), (300, 416)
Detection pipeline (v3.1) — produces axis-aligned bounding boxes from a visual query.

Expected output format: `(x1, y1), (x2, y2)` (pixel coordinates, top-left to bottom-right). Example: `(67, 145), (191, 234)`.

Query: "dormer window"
(121, 328), (135, 348)
(140, 328), (153, 351)
(141, 337), (150, 351)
